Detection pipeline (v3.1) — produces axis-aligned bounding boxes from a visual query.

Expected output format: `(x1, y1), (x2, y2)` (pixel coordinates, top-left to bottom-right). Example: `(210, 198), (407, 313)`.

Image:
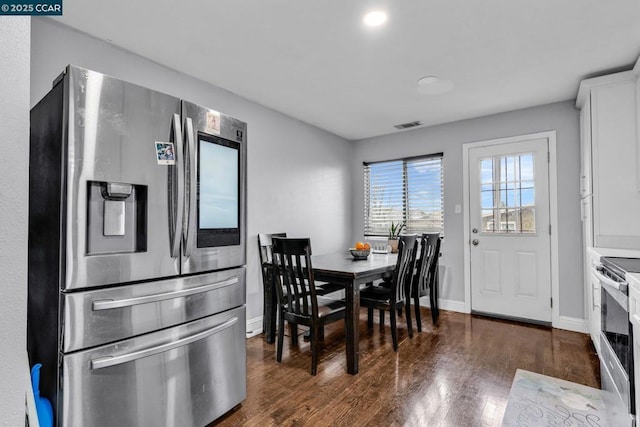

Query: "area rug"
(502, 369), (606, 426)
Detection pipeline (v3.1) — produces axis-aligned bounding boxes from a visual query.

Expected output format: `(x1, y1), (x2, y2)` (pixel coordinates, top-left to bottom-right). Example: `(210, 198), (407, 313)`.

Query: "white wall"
(0, 16), (30, 425)
(30, 18), (353, 325)
(351, 101), (584, 319)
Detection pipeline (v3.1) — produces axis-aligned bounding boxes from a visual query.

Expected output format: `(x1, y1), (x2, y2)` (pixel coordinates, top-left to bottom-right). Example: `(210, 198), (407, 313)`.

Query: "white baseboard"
(553, 316), (589, 334)
(246, 316), (263, 338)
(418, 297), (467, 313)
(424, 295), (587, 333)
(247, 307), (586, 337)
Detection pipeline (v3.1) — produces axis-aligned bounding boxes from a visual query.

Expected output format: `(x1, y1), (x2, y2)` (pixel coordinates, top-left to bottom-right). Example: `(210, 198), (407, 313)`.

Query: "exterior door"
(468, 137), (551, 322)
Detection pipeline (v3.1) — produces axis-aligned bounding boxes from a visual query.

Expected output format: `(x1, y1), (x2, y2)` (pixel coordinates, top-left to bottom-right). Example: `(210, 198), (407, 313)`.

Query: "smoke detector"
(417, 75), (454, 95)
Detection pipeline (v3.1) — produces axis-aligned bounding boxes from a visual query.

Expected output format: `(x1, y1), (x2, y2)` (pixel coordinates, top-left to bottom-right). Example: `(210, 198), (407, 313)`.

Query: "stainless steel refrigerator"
(28, 65), (247, 427)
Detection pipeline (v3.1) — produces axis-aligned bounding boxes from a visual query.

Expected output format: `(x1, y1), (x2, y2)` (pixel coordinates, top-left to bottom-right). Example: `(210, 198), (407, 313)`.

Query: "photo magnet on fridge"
(155, 142), (176, 165)
(205, 111), (221, 135)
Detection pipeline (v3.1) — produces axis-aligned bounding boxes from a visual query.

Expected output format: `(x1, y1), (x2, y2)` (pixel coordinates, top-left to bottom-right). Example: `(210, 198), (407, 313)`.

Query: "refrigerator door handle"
(171, 113), (185, 259)
(90, 316), (238, 370)
(184, 117), (197, 258)
(91, 276), (239, 311)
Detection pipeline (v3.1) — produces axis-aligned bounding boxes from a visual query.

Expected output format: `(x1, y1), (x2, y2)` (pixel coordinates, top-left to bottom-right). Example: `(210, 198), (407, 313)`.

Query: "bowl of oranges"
(349, 242), (371, 260)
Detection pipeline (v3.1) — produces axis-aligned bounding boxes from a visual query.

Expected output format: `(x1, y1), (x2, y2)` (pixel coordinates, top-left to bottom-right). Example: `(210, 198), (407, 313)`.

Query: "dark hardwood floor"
(212, 307), (600, 426)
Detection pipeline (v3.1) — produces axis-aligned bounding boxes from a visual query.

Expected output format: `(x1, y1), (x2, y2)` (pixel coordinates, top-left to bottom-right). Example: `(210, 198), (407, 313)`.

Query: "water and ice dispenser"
(86, 181), (147, 255)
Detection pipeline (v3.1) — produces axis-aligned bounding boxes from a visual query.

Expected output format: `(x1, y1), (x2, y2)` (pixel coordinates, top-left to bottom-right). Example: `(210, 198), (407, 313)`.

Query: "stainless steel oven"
(593, 257), (639, 427)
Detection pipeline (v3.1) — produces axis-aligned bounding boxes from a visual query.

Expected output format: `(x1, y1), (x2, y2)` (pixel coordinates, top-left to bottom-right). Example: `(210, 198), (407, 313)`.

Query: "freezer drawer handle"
(90, 316), (238, 370)
(91, 276), (239, 311)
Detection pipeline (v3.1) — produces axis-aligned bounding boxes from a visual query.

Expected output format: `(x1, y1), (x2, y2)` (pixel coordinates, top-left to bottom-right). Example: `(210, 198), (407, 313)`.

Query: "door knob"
(472, 239), (479, 246)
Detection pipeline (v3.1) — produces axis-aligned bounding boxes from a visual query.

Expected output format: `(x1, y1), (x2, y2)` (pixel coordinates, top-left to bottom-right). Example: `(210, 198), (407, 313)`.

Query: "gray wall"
(351, 101), (584, 319)
(0, 16), (30, 425)
(31, 18), (353, 325)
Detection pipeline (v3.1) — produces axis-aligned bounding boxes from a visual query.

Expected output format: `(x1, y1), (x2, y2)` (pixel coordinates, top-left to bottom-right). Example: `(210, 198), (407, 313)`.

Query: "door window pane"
(520, 154), (534, 180)
(520, 187), (535, 207)
(478, 153), (536, 234)
(482, 209), (495, 232)
(505, 156), (516, 181)
(481, 159), (493, 184)
(520, 208), (536, 233)
(481, 190), (493, 209)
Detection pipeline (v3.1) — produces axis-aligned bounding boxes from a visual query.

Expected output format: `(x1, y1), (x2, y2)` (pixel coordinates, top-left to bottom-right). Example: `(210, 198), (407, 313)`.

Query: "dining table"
(311, 251), (397, 375)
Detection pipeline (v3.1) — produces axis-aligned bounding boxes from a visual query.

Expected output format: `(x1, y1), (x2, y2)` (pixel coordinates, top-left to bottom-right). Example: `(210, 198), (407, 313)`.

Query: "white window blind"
(364, 153), (444, 236)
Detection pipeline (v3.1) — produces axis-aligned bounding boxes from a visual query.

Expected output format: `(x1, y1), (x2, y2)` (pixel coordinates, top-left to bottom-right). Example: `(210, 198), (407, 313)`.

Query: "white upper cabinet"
(576, 68), (640, 249)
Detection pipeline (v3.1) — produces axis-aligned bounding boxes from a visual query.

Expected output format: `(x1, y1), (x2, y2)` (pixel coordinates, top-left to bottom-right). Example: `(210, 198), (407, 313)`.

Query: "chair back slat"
(272, 237), (318, 319)
(405, 238), (419, 297)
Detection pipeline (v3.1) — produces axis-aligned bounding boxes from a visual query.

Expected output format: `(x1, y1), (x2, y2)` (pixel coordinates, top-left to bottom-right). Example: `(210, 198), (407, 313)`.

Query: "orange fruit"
(355, 241), (365, 250)
(363, 243), (371, 250)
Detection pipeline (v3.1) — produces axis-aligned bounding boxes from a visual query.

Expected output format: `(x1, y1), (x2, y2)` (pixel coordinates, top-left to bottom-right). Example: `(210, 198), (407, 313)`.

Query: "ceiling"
(54, 0), (640, 141)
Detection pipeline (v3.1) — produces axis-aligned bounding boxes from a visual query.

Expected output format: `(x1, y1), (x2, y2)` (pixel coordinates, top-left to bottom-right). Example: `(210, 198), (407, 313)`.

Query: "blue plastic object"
(31, 363), (54, 427)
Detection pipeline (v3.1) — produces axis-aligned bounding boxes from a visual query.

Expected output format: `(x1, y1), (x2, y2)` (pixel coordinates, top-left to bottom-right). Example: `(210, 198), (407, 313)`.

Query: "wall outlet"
(455, 204), (462, 214)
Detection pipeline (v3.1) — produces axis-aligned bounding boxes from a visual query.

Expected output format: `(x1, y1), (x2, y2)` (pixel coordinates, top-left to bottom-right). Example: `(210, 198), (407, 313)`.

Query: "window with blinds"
(364, 153), (443, 237)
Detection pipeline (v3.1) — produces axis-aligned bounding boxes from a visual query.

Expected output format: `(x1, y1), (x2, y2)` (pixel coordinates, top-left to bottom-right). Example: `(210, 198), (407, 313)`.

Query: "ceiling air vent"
(393, 120), (423, 130)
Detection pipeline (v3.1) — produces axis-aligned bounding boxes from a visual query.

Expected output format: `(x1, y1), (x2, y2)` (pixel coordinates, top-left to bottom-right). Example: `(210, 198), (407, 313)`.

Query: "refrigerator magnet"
(155, 142), (176, 165)
(205, 110), (221, 135)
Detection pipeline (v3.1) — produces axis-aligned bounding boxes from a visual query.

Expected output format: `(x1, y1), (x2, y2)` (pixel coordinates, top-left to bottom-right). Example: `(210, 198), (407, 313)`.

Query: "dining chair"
(271, 237), (346, 375)
(412, 233), (441, 330)
(258, 232), (287, 344)
(258, 233), (343, 344)
(359, 234), (417, 351)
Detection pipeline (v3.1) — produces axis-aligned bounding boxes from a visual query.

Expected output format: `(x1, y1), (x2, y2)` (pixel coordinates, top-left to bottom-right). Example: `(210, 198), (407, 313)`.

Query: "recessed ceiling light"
(363, 11), (388, 27)
(417, 75), (454, 95)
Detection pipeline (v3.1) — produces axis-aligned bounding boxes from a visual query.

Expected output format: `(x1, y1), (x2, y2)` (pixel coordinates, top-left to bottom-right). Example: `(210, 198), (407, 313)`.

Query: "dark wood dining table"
(311, 251), (397, 375)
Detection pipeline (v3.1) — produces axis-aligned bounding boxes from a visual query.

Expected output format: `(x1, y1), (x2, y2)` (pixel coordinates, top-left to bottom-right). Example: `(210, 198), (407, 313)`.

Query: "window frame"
(363, 152), (444, 238)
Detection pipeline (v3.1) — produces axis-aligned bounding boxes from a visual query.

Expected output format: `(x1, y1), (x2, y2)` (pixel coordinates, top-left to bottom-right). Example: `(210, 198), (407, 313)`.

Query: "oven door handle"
(593, 266), (628, 294)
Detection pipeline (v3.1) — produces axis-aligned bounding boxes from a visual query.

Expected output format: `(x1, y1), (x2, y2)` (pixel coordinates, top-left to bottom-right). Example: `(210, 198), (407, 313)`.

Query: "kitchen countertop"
(587, 246), (640, 260)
